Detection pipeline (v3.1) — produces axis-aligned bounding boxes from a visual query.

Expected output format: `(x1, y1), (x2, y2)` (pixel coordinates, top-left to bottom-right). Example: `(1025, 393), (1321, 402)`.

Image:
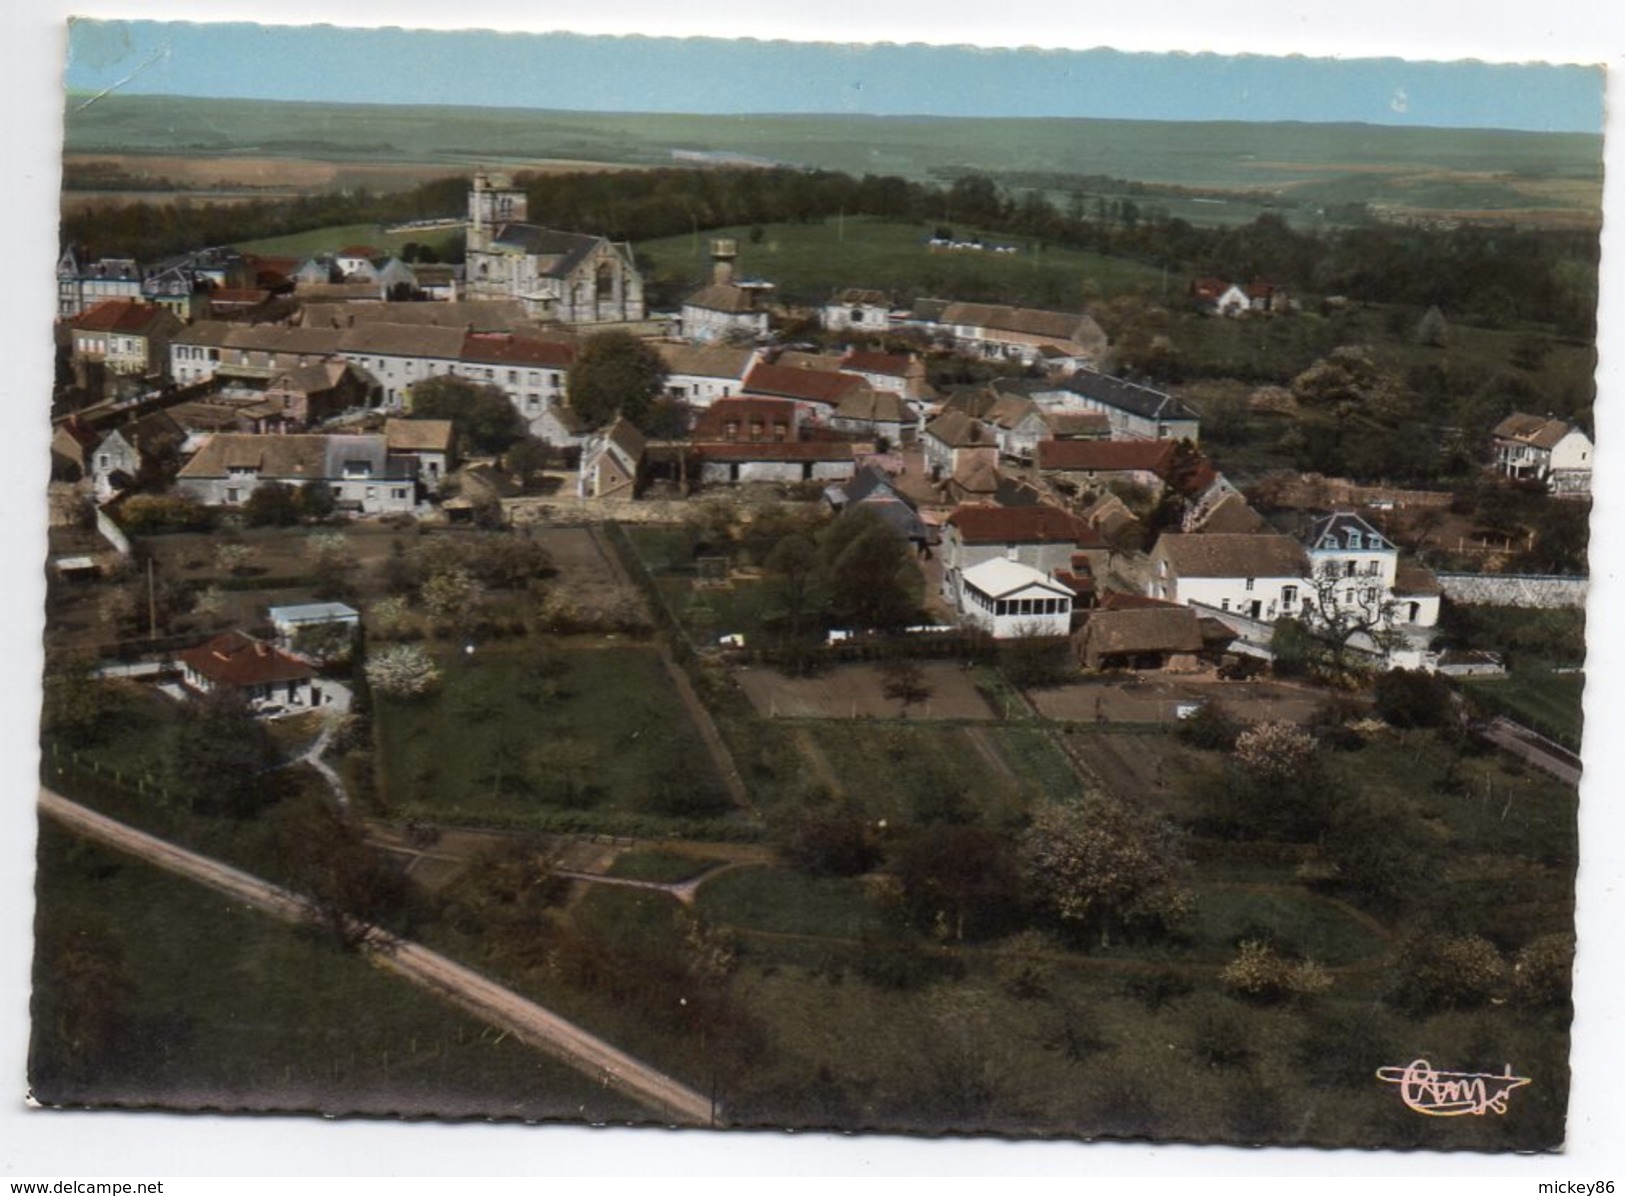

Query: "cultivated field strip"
(36, 788), (714, 1125)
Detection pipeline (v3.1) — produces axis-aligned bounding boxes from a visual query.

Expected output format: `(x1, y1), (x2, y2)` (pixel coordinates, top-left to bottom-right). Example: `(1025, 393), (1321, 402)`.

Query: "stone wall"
(1435, 573), (1588, 608)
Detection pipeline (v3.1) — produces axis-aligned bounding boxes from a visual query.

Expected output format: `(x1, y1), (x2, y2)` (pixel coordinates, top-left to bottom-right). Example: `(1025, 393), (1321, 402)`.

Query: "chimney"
(710, 238), (737, 286)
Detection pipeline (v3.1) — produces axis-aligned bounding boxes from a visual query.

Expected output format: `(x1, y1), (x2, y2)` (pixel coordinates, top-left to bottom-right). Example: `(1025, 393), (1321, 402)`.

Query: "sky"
(64, 19), (1606, 134)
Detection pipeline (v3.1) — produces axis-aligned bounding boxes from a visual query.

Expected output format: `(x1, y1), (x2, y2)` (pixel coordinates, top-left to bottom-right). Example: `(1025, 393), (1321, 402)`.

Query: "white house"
(175, 433), (417, 515)
(1149, 532), (1311, 622)
(821, 288), (892, 333)
(940, 503), (1104, 615)
(1030, 370), (1202, 442)
(657, 344), (760, 411)
(1492, 413), (1593, 497)
(1303, 511), (1440, 630)
(958, 558), (1076, 639)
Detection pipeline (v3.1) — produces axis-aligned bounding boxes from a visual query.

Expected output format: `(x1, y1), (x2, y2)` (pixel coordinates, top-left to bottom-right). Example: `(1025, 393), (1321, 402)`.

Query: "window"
(1221, 598), (1230, 612)
(1282, 586), (1298, 607)
(1366, 560), (1382, 576)
(392, 488), (407, 500)
(1245, 578), (1255, 591)
(508, 370), (519, 384)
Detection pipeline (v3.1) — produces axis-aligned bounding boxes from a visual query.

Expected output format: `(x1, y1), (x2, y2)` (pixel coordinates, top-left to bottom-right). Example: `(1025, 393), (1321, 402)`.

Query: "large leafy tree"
(1019, 796), (1193, 948)
(815, 508), (920, 631)
(567, 330), (668, 430)
(408, 375), (525, 455)
(163, 688), (282, 818)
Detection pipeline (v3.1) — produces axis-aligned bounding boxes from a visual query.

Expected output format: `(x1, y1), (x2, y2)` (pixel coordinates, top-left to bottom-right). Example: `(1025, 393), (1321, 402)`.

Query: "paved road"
(36, 787), (715, 1125)
(1480, 717), (1583, 786)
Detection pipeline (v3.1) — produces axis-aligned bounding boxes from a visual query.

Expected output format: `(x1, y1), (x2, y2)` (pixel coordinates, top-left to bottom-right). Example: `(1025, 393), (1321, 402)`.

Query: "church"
(463, 172), (646, 325)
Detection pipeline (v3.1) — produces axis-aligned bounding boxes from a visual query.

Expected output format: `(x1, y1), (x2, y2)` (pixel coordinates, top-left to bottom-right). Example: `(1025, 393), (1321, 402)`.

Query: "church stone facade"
(463, 172), (645, 325)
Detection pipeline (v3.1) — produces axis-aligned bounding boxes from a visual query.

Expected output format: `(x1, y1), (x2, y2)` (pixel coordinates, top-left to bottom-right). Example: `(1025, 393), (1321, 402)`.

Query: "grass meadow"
(66, 93), (1602, 224)
(29, 823), (646, 1121)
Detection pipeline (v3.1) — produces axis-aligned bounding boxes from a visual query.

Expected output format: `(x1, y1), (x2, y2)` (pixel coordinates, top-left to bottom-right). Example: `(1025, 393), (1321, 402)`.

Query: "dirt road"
(37, 787), (714, 1125)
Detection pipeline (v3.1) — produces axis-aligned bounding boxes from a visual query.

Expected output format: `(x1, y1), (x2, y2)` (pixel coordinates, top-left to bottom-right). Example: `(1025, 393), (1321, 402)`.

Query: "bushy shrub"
(364, 643), (442, 698)
(1220, 939), (1333, 1002)
(1512, 933), (1575, 1009)
(1392, 933), (1506, 1013)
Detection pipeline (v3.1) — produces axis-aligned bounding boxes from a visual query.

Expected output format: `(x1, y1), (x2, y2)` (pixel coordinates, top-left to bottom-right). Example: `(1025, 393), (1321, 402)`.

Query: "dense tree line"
(63, 164), (1597, 337)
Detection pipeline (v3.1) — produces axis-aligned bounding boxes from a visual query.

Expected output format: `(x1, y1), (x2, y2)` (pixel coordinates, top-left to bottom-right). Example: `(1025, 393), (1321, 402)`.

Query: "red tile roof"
(691, 398), (799, 441)
(946, 503), (1102, 547)
(744, 363), (867, 405)
(72, 299), (171, 335)
(459, 333), (575, 368)
(178, 631), (314, 689)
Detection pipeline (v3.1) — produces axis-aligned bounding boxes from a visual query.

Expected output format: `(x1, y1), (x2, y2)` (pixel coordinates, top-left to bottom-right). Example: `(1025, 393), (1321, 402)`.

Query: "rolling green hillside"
(64, 93), (1602, 224)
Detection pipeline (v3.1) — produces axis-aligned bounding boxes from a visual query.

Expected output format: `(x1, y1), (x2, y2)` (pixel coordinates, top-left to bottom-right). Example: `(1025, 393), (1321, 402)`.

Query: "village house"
(90, 411), (186, 499)
(693, 440), (858, 487)
(820, 288), (893, 333)
(578, 417), (646, 499)
(454, 332), (574, 430)
(177, 630), (321, 710)
(56, 251), (145, 320)
(140, 261), (211, 324)
(1027, 370), (1202, 442)
(70, 299), (183, 384)
(828, 388), (915, 447)
(1149, 532), (1311, 621)
(341, 324), (466, 409)
(50, 417), (100, 483)
(1303, 511), (1441, 628)
(926, 301), (1109, 369)
(839, 349), (931, 405)
(1491, 412), (1593, 496)
(681, 239), (774, 344)
(824, 464), (930, 551)
(384, 418), (457, 493)
(957, 559), (1077, 640)
(657, 344), (760, 411)
(299, 300), (531, 333)
(940, 503), (1105, 615)
(1074, 601), (1233, 673)
(742, 361), (872, 424)
(921, 409), (999, 481)
(1034, 438), (1180, 495)
(257, 361), (373, 429)
(982, 394), (1056, 463)
(175, 433), (417, 515)
(463, 172), (645, 324)
(691, 398), (802, 445)
(169, 322), (346, 390)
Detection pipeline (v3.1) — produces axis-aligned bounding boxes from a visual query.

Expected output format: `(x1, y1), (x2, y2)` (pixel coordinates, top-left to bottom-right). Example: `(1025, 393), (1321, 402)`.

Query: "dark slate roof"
(1055, 370), (1199, 423)
(490, 225), (601, 277)
(1305, 511), (1395, 554)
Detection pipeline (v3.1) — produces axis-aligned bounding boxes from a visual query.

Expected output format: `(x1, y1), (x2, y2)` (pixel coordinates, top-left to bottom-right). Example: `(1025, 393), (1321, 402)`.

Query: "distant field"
(63, 94), (1603, 226)
(231, 222), (464, 260)
(639, 218), (1163, 308)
